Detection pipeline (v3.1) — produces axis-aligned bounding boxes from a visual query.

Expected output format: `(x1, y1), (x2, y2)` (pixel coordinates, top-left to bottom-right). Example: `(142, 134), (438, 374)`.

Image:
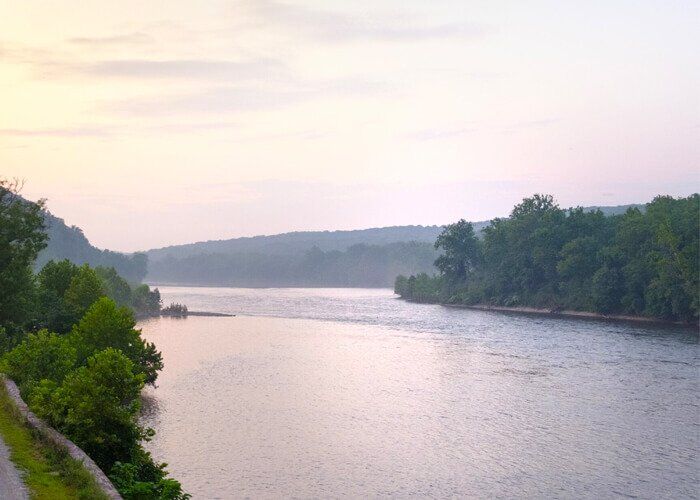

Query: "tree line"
(395, 193), (699, 323)
(148, 241), (439, 287)
(0, 180), (187, 499)
(35, 208), (148, 283)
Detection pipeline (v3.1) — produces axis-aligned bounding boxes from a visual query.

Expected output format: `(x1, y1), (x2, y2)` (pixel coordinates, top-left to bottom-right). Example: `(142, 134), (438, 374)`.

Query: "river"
(138, 286), (698, 499)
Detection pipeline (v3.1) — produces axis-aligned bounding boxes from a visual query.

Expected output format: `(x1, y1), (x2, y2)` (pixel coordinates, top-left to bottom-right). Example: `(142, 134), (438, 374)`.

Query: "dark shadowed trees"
(396, 193), (699, 322)
(0, 180), (47, 332)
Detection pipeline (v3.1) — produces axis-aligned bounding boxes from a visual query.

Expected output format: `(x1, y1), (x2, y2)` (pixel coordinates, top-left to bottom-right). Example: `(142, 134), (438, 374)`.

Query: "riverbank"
(0, 379), (113, 499)
(186, 310), (235, 317)
(441, 303), (697, 328)
(137, 310), (235, 319)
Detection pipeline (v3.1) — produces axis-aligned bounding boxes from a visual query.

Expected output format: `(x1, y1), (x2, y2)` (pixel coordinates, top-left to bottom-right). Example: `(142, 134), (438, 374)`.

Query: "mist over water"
(139, 287), (698, 499)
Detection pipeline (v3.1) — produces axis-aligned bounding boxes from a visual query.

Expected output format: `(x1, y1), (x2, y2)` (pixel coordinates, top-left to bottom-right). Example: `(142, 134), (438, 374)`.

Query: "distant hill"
(577, 204), (644, 216)
(146, 204), (641, 263)
(146, 225), (449, 261)
(148, 241), (440, 288)
(145, 203), (643, 287)
(35, 210), (147, 283)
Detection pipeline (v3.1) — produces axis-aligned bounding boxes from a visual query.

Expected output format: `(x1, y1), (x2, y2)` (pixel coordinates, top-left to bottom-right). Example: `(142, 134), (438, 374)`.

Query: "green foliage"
(0, 385), (110, 500)
(434, 220), (481, 285)
(161, 303), (187, 317)
(64, 264), (106, 318)
(481, 194), (567, 307)
(0, 180), (47, 332)
(395, 273), (443, 303)
(38, 259), (80, 298)
(69, 298), (163, 385)
(35, 260), (163, 333)
(2, 294), (182, 497)
(96, 267), (133, 307)
(30, 349), (145, 470)
(0, 330), (77, 393)
(149, 241), (440, 287)
(34, 208), (148, 283)
(36, 260), (81, 333)
(396, 193), (699, 322)
(1, 185), (186, 497)
(110, 460), (191, 500)
(394, 275), (409, 296)
(132, 284), (162, 317)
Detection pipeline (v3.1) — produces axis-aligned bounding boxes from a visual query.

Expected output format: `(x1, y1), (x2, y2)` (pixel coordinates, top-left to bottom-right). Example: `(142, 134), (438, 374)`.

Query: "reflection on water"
(139, 287), (698, 499)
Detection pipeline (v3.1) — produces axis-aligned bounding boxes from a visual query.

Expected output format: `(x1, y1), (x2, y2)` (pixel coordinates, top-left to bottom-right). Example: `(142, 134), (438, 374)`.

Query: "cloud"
(0, 42), (59, 64)
(0, 126), (111, 137)
(0, 41), (288, 84)
(247, 1), (491, 42)
(108, 78), (389, 115)
(0, 122), (243, 137)
(66, 32), (154, 46)
(36, 57), (290, 82)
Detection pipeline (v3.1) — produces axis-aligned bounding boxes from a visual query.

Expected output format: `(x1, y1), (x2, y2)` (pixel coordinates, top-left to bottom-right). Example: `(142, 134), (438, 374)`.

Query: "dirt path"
(0, 436), (28, 500)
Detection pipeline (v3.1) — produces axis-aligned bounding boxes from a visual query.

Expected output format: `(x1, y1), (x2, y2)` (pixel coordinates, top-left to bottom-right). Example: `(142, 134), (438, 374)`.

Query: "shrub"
(31, 348), (145, 470)
(69, 298), (163, 385)
(0, 330), (76, 394)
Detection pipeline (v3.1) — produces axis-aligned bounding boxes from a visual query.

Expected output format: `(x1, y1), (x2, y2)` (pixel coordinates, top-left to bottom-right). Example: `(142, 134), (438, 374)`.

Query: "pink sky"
(2, 0), (698, 251)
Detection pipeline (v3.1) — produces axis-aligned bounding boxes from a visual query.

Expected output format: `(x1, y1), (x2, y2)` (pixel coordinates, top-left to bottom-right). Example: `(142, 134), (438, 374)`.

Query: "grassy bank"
(0, 384), (107, 500)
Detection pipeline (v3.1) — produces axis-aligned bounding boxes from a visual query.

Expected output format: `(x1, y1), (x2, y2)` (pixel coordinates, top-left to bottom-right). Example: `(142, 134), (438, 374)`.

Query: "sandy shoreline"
(442, 303), (696, 328)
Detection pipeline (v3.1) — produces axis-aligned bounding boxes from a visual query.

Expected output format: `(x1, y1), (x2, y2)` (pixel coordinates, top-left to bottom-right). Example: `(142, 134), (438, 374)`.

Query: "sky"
(1, 0), (698, 252)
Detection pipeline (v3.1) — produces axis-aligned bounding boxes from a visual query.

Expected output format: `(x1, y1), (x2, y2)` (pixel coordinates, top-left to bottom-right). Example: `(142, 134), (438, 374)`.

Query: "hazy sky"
(2, 0), (698, 251)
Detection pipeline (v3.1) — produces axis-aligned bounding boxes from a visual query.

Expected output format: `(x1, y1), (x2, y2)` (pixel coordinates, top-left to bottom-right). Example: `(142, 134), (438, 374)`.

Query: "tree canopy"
(0, 181), (186, 498)
(396, 193), (699, 323)
(0, 180), (47, 332)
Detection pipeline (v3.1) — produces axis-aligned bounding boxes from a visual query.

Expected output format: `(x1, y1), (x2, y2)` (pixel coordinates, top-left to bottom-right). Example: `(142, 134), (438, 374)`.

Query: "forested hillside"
(395, 194), (698, 322)
(146, 225), (448, 261)
(148, 241), (438, 287)
(33, 206), (147, 283)
(145, 204), (640, 287)
(0, 179), (187, 498)
(19, 192), (645, 289)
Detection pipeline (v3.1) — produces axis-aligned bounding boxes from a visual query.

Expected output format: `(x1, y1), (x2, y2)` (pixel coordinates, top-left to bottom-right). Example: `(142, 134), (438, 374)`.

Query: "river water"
(138, 287), (698, 499)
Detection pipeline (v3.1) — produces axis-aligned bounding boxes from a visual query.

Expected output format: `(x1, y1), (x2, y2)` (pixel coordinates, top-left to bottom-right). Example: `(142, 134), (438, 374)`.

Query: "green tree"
(481, 194), (566, 306)
(394, 275), (408, 296)
(591, 264), (625, 314)
(30, 348), (145, 470)
(37, 259), (79, 297)
(36, 259), (81, 332)
(96, 266), (133, 307)
(556, 236), (600, 309)
(69, 298), (163, 385)
(434, 220), (481, 286)
(0, 330), (77, 393)
(64, 264), (105, 317)
(641, 195), (699, 320)
(132, 284), (162, 316)
(0, 179), (47, 332)
(110, 459), (191, 500)
(396, 193), (699, 322)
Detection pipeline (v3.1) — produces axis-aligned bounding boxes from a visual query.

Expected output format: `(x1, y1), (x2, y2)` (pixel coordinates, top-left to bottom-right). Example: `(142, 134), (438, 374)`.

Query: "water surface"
(139, 287), (698, 499)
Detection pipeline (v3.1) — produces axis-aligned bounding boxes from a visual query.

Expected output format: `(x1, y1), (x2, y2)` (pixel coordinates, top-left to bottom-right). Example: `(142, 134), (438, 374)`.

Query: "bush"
(0, 330), (76, 393)
(64, 264), (106, 318)
(69, 298), (163, 385)
(30, 348), (145, 470)
(110, 459), (191, 500)
(161, 303), (188, 317)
